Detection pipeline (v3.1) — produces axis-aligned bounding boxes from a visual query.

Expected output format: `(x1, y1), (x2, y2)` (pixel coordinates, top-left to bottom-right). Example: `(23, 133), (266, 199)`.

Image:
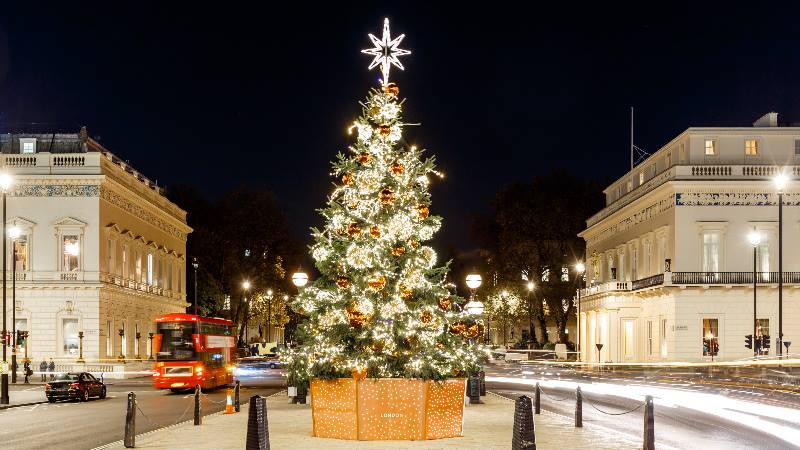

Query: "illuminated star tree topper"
(361, 18), (411, 85)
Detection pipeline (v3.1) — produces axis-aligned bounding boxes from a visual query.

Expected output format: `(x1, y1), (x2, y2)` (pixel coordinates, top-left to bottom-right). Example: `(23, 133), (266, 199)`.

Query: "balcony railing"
(581, 271), (800, 297)
(631, 273), (664, 290)
(671, 271), (800, 285)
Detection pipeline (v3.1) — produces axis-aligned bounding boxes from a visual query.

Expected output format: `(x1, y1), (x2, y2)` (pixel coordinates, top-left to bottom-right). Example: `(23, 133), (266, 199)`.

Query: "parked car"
(46, 372), (107, 402)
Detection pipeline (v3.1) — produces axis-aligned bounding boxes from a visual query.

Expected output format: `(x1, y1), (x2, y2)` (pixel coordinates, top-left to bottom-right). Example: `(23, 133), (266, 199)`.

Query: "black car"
(46, 372), (107, 402)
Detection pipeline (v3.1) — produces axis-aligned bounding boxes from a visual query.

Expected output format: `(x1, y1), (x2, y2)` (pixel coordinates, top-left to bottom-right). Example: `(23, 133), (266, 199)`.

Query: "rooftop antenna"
(630, 106), (652, 170)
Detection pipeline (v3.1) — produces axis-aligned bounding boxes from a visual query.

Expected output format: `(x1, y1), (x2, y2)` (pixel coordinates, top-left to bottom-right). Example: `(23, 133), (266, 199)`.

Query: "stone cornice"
(101, 178), (191, 242)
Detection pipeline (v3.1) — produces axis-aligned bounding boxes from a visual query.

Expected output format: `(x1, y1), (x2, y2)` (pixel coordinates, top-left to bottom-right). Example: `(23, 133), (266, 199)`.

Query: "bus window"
(156, 322), (196, 361)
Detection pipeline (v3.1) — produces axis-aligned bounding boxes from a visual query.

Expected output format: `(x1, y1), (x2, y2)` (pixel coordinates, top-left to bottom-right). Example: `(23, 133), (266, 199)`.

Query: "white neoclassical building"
(578, 112), (800, 363)
(1, 128), (191, 363)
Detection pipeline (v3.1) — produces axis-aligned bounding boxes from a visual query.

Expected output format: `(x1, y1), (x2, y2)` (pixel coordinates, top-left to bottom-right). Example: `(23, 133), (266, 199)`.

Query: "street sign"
(595, 343), (604, 351)
(784, 341), (792, 352)
(0, 361), (8, 375)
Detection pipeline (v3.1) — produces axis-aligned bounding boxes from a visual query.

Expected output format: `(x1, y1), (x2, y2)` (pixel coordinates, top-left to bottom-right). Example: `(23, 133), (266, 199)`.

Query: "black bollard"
(124, 392), (136, 448)
(295, 386), (307, 405)
(468, 374), (482, 404)
(235, 380), (241, 412)
(511, 395), (536, 450)
(194, 385), (202, 426)
(575, 386), (582, 428)
(246, 395), (270, 450)
(479, 370), (486, 396)
(643, 395), (655, 450)
(534, 383), (541, 414)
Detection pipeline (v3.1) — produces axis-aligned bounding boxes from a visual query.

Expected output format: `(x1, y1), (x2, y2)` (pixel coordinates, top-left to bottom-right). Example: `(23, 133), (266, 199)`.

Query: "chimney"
(79, 126), (89, 141)
(753, 112), (778, 127)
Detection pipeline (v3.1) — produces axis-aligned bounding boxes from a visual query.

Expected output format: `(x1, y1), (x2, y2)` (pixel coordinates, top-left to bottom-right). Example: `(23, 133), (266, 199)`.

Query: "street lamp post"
(192, 258), (199, 316)
(148, 332), (154, 360)
(773, 172), (788, 357)
(77, 331), (85, 363)
(465, 273), (484, 341)
(748, 231), (761, 358)
(265, 289), (273, 342)
(8, 226), (20, 383)
(241, 281), (251, 345)
(575, 262), (586, 362)
(526, 282), (535, 349)
(1, 172), (14, 404)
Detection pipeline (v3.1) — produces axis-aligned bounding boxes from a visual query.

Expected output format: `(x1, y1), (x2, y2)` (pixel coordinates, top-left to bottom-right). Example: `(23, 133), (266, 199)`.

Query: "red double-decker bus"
(152, 313), (236, 391)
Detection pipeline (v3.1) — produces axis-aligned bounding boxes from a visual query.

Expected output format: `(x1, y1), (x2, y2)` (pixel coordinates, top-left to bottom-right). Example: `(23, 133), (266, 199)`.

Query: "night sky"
(2, 4), (800, 252)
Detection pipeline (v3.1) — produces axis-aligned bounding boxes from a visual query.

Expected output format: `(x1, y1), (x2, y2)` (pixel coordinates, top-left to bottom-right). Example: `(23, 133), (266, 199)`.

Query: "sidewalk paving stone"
(99, 391), (643, 449)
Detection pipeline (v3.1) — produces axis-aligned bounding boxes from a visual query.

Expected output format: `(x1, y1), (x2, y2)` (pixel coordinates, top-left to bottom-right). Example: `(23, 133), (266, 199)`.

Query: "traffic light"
(745, 334), (753, 349)
(763, 335), (771, 349)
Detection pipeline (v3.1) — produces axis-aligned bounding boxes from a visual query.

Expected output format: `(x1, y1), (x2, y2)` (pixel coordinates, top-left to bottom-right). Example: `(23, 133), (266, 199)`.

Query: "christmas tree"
(284, 19), (485, 389)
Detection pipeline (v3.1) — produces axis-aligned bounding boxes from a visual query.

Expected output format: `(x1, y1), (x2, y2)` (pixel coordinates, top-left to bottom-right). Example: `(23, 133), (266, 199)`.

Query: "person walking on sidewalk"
(23, 361), (31, 384)
(39, 360), (47, 382)
(48, 358), (55, 380)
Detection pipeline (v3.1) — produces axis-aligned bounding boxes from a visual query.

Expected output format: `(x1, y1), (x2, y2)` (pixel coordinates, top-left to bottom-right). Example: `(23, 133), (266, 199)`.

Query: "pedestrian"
(48, 358), (55, 380)
(39, 360), (47, 382)
(23, 361), (31, 384)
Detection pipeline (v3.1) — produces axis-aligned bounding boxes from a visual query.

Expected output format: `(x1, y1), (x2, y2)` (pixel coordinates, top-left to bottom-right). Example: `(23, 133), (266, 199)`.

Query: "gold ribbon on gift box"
(310, 378), (466, 441)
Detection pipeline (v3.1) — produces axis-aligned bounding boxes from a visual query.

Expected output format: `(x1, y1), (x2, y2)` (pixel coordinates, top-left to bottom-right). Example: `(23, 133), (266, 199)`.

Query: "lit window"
(63, 318), (79, 355)
(13, 237), (28, 272)
(795, 139), (800, 155)
(22, 142), (35, 153)
(702, 232), (720, 272)
(560, 267), (569, 282)
(63, 235), (80, 271)
(702, 318), (718, 356)
(745, 139), (758, 155)
(639, 172), (644, 185)
(647, 321), (654, 356)
(147, 253), (154, 285)
(623, 320), (635, 357)
(541, 268), (550, 282)
(705, 139), (716, 155)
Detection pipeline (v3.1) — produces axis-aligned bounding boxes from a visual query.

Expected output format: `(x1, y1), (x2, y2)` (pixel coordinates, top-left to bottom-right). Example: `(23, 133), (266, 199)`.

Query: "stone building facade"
(2, 128), (191, 362)
(578, 112), (800, 363)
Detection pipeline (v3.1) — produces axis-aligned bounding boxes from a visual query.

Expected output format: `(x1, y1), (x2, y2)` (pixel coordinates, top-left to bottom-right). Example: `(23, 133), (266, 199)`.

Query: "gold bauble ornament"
(436, 342), (445, 349)
(409, 240), (420, 249)
(369, 226), (381, 238)
(392, 246), (406, 257)
(378, 125), (391, 137)
(371, 341), (385, 353)
(449, 322), (467, 337)
(369, 106), (381, 118)
(342, 174), (353, 185)
(346, 306), (368, 328)
(438, 297), (452, 311)
(336, 276), (351, 289)
(379, 188), (395, 205)
(416, 205), (430, 220)
(336, 228), (348, 237)
(347, 223), (362, 238)
(357, 152), (372, 164)
(465, 324), (480, 339)
(367, 274), (386, 290)
(383, 82), (399, 97)
(420, 311), (432, 323)
(348, 200), (360, 209)
(399, 284), (413, 300)
(390, 162), (405, 175)
(403, 335), (419, 348)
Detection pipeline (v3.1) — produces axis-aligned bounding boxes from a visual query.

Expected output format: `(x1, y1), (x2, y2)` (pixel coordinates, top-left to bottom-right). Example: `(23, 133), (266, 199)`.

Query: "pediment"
(53, 216), (88, 227)
(7, 216), (37, 228)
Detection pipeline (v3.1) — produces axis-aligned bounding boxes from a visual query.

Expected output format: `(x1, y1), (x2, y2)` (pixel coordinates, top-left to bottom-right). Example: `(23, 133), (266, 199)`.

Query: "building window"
(147, 253), (154, 285)
(618, 253), (626, 281)
(702, 232), (721, 272)
(20, 138), (36, 154)
(13, 237), (28, 272)
(639, 172), (644, 185)
(106, 320), (113, 357)
(631, 245), (638, 280)
(107, 239), (116, 274)
(223, 295), (231, 310)
(626, 180), (632, 193)
(177, 267), (182, 293)
(705, 139), (716, 155)
(644, 240), (652, 276)
(63, 235), (80, 272)
(560, 267), (569, 282)
(702, 318), (719, 356)
(122, 246), (128, 279)
(757, 238), (770, 281)
(745, 139), (758, 156)
(756, 318), (769, 355)
(63, 318), (80, 355)
(541, 268), (550, 282)
(135, 323), (140, 358)
(660, 319), (668, 358)
(647, 321), (654, 356)
(680, 143), (686, 162)
(135, 250), (142, 282)
(795, 140), (800, 155)
(623, 320), (635, 358)
(607, 255), (615, 281)
(121, 321), (127, 357)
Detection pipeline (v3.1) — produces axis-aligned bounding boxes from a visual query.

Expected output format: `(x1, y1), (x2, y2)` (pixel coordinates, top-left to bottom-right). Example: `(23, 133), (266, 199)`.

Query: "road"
(0, 372), (284, 450)
(487, 363), (800, 450)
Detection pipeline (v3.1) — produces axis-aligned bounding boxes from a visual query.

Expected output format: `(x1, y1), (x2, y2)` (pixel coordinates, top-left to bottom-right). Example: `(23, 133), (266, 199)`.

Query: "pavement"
(99, 391), (644, 450)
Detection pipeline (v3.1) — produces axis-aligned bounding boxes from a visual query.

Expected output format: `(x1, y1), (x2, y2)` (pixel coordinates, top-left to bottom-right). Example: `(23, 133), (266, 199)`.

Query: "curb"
(0, 400), (49, 410)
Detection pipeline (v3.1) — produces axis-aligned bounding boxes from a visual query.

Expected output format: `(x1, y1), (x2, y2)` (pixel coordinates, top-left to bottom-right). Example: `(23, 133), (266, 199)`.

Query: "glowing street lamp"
(7, 226), (20, 384)
(465, 273), (482, 290)
(291, 271), (309, 288)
